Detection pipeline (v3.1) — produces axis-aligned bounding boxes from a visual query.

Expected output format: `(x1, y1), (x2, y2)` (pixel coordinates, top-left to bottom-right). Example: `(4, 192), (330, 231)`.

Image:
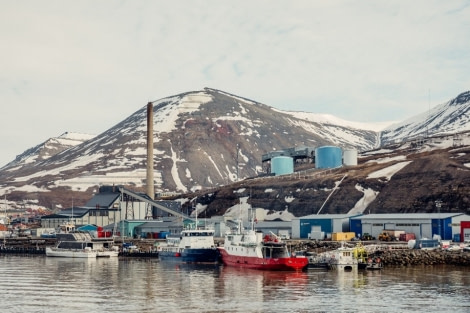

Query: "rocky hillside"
(173, 135), (470, 218)
(0, 88), (377, 211)
(1, 88), (469, 218)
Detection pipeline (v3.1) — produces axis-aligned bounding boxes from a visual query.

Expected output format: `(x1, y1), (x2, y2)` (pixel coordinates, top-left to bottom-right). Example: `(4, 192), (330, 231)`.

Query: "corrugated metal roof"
(137, 221), (174, 228)
(85, 193), (120, 208)
(351, 213), (463, 220)
(41, 207), (90, 219)
(295, 213), (363, 220)
(253, 221), (291, 228)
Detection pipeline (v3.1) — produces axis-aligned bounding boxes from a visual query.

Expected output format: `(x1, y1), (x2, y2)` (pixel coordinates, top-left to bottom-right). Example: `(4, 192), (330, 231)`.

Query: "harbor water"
(0, 255), (469, 312)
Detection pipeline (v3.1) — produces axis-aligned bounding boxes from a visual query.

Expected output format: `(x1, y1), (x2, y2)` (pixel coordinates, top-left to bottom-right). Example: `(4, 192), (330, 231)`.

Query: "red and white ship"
(218, 220), (308, 271)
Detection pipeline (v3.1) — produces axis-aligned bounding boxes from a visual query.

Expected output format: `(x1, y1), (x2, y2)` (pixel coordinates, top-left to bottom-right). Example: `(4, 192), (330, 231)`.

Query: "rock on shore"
(377, 249), (470, 266)
(288, 240), (470, 266)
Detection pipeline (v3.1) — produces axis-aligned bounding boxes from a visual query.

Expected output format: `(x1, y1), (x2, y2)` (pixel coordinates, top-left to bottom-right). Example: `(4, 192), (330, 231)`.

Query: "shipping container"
(399, 233), (416, 242)
(332, 232), (356, 241)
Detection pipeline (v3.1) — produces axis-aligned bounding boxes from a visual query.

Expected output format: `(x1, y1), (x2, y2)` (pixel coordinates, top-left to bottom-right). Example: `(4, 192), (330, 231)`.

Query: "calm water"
(0, 255), (469, 313)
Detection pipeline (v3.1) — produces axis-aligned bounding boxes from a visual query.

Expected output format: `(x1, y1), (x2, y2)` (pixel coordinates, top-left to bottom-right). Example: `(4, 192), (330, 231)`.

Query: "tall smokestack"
(146, 102), (154, 200)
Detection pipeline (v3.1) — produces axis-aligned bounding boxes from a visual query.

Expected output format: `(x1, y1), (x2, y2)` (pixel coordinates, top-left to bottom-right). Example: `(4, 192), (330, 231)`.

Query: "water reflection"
(1, 256), (470, 313)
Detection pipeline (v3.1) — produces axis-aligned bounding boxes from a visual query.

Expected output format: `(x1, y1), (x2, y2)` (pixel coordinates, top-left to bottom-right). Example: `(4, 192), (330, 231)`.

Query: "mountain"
(381, 91), (470, 145)
(2, 132), (96, 168)
(0, 88), (377, 210)
(1, 88), (469, 217)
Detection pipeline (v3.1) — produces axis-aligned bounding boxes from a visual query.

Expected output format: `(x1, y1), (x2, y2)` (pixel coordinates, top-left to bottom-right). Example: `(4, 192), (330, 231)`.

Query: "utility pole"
(236, 143), (239, 182)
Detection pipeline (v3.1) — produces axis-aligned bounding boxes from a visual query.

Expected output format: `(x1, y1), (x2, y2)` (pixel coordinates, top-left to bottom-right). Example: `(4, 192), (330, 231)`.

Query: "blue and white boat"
(157, 227), (219, 264)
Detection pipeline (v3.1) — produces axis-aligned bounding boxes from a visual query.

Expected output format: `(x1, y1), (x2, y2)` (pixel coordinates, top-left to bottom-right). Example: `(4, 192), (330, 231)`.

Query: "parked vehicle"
(379, 230), (405, 241)
(361, 233), (375, 241)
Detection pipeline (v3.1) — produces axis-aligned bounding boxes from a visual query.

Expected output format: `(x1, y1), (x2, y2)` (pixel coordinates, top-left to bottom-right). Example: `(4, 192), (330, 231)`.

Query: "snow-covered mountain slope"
(2, 132), (96, 169)
(0, 88), (377, 203)
(381, 91), (470, 145)
(1, 88), (470, 215)
(284, 111), (394, 132)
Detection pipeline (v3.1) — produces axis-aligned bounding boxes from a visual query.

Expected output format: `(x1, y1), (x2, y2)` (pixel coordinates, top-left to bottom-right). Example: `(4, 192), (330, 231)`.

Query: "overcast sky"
(1, 1), (469, 167)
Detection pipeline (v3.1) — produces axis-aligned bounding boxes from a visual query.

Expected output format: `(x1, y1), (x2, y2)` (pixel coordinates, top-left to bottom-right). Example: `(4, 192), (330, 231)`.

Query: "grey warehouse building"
(350, 213), (470, 241)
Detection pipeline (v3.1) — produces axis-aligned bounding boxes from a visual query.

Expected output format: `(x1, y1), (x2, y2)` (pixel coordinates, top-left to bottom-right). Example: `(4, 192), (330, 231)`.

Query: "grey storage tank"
(343, 149), (358, 166)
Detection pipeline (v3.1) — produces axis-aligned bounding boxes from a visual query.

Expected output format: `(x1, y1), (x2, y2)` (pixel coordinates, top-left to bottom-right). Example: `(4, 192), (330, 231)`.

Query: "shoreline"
(2, 238), (470, 266)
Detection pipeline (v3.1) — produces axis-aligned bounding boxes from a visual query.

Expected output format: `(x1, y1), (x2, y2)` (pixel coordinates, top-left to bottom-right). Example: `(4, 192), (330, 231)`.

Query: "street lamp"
(435, 200), (442, 238)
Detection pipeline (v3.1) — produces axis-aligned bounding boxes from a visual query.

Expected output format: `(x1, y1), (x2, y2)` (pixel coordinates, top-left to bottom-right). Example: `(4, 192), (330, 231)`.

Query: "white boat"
(46, 243), (97, 258)
(324, 243), (358, 271)
(46, 232), (119, 258)
(157, 227), (219, 263)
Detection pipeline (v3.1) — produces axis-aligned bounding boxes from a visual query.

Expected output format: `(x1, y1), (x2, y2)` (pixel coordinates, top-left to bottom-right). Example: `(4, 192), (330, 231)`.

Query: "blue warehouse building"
(292, 214), (362, 239)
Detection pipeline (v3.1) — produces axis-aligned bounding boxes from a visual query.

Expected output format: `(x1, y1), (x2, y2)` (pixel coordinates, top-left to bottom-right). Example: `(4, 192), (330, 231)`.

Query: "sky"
(1, 0), (469, 168)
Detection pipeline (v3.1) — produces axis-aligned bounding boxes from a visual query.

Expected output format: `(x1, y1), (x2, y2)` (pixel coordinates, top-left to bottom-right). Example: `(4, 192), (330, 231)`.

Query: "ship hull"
(218, 247), (308, 271)
(159, 248), (220, 264)
(45, 247), (97, 258)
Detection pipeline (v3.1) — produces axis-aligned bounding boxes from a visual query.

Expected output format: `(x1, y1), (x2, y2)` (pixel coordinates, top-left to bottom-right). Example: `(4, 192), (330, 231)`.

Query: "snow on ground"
(224, 195), (295, 222)
(191, 203), (208, 218)
(285, 196), (294, 203)
(465, 163), (470, 168)
(366, 155), (407, 164)
(264, 207), (296, 221)
(5, 185), (49, 193)
(154, 93), (211, 134)
(360, 148), (395, 156)
(278, 110), (394, 132)
(205, 151), (224, 179)
(169, 141), (187, 192)
(13, 153), (106, 182)
(224, 196), (251, 220)
(348, 184), (378, 214)
(367, 161), (412, 180)
(54, 169), (152, 191)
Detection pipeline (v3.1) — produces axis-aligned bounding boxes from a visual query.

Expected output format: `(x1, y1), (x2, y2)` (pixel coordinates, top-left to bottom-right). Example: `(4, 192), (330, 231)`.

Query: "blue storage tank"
(271, 156), (294, 176)
(315, 146), (342, 169)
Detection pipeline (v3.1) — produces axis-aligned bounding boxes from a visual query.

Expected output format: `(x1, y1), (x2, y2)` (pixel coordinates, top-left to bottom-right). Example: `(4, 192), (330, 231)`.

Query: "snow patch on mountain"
(366, 155), (407, 164)
(282, 111), (394, 132)
(367, 161), (412, 181)
(347, 185), (378, 214)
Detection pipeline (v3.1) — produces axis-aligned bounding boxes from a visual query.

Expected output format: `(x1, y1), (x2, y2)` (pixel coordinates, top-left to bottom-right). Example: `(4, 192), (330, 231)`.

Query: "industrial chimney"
(146, 102), (154, 200)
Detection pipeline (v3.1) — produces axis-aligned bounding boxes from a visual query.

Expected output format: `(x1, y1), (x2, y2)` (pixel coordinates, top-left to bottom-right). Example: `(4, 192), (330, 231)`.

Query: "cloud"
(0, 0), (469, 166)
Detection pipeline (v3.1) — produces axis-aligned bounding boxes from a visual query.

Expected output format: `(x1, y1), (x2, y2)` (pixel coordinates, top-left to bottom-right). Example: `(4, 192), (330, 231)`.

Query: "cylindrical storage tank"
(315, 146), (342, 169)
(271, 156), (294, 176)
(343, 149), (358, 166)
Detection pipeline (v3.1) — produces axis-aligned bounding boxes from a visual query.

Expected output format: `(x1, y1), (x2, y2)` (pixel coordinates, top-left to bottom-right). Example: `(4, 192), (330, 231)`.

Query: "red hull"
(218, 247), (308, 271)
